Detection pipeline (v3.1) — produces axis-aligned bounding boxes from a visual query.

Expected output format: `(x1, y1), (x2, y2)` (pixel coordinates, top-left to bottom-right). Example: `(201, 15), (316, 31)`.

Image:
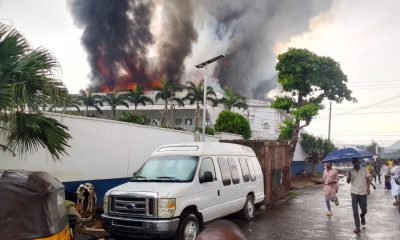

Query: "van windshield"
(131, 156), (198, 182)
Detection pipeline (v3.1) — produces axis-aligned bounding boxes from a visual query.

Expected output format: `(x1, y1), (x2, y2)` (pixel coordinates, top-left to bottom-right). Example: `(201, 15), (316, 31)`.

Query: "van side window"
(227, 157), (240, 184)
(199, 157), (216, 182)
(217, 157), (232, 186)
(239, 158), (250, 182)
(247, 158), (257, 181)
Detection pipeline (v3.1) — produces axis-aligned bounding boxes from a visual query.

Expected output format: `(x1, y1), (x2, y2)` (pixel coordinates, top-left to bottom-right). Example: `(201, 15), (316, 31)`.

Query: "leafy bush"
(214, 110), (251, 139)
(194, 127), (215, 135)
(117, 111), (149, 125)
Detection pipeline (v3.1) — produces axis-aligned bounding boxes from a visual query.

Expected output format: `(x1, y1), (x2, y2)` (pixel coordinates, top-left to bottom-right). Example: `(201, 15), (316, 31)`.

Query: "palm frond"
(6, 112), (71, 159)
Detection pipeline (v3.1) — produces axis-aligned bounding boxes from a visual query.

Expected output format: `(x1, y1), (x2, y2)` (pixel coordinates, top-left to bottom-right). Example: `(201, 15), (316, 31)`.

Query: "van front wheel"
(241, 195), (255, 220)
(175, 213), (199, 240)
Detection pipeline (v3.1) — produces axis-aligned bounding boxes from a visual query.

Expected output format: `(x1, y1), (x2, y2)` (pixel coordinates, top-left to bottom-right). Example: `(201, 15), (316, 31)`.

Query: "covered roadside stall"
(0, 170), (70, 240)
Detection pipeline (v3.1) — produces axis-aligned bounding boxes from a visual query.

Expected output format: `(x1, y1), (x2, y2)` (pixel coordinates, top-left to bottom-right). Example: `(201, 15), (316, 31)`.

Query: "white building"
(78, 91), (286, 140)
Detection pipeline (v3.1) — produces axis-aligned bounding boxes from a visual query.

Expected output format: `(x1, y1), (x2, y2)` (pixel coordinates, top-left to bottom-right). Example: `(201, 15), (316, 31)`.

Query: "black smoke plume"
(199, 0), (333, 99)
(68, 0), (333, 98)
(67, 0), (155, 90)
(157, 1), (198, 83)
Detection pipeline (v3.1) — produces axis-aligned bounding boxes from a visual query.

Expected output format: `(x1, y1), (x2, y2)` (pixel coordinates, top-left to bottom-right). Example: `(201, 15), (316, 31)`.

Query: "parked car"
(102, 142), (265, 240)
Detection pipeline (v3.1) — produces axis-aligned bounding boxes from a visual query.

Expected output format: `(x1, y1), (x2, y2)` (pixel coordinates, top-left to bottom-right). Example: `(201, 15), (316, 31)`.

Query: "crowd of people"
(323, 158), (400, 234)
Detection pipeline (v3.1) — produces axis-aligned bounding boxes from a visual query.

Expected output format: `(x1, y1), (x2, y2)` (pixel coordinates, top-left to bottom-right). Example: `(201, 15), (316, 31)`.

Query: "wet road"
(230, 178), (400, 240)
(78, 178), (399, 240)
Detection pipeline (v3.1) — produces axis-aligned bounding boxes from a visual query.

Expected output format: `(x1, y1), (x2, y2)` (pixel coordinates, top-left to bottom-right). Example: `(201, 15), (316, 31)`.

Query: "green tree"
(184, 81), (217, 128)
(0, 23), (71, 159)
(271, 48), (356, 161)
(126, 85), (154, 110)
(77, 88), (103, 117)
(218, 87), (248, 111)
(300, 133), (336, 175)
(102, 91), (130, 119)
(49, 93), (81, 113)
(155, 80), (182, 126)
(214, 110), (251, 139)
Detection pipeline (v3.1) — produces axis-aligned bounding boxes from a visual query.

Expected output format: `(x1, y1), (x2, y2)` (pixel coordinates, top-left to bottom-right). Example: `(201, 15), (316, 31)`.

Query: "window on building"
(185, 118), (193, 126)
(175, 118), (183, 126)
(151, 118), (160, 126)
(199, 157), (216, 182)
(239, 158), (250, 182)
(217, 157), (232, 186)
(227, 157), (240, 184)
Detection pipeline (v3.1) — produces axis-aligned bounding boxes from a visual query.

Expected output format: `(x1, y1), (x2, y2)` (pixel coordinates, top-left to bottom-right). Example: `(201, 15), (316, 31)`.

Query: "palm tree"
(170, 97), (185, 128)
(155, 80), (182, 126)
(77, 88), (103, 117)
(184, 81), (217, 129)
(48, 93), (81, 113)
(126, 85), (154, 110)
(102, 91), (130, 119)
(0, 23), (71, 159)
(218, 87), (248, 111)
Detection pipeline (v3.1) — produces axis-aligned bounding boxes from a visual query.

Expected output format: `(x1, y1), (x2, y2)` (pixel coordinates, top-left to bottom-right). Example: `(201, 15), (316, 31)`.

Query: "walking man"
(373, 160), (382, 184)
(323, 162), (339, 216)
(347, 157), (371, 234)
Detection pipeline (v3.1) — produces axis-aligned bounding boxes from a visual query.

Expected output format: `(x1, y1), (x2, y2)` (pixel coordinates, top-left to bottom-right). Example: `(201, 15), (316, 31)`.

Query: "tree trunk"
(194, 104), (200, 129)
(161, 103), (167, 126)
(288, 124), (301, 163)
(85, 106), (88, 117)
(112, 108), (116, 120)
(311, 159), (317, 176)
(170, 104), (175, 128)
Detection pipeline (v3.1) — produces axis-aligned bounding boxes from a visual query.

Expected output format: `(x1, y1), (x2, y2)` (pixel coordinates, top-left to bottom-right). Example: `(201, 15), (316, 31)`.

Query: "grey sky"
(0, 0), (399, 146)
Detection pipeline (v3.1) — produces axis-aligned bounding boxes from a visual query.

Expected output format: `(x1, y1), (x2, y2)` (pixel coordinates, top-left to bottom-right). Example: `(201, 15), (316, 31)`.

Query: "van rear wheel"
(241, 195), (255, 220)
(175, 212), (199, 240)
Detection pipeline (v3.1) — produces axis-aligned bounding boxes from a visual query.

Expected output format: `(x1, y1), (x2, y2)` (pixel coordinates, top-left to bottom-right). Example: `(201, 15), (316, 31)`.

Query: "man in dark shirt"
(373, 160), (382, 184)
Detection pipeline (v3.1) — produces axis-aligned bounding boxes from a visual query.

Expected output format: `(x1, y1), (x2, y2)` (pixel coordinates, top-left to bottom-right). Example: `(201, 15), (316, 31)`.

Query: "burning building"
(68, 0), (333, 99)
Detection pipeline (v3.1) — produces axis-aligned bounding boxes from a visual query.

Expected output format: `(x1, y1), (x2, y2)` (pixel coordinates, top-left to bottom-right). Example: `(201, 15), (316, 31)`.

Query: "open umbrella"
(323, 147), (376, 163)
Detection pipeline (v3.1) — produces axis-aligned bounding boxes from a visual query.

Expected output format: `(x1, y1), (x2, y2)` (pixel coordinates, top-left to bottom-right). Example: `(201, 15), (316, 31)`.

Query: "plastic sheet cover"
(0, 170), (68, 240)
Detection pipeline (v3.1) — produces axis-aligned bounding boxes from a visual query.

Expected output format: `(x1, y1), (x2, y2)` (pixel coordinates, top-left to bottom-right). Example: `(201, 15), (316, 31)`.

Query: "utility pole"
(328, 101), (332, 141)
(195, 55), (225, 142)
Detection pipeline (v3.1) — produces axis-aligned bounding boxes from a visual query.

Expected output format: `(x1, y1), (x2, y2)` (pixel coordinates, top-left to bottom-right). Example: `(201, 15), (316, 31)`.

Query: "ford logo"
(125, 203), (136, 209)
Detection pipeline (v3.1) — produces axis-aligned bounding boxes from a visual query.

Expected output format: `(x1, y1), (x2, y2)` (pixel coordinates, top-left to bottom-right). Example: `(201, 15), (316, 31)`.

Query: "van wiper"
(156, 176), (177, 180)
(130, 175), (149, 182)
(156, 176), (186, 182)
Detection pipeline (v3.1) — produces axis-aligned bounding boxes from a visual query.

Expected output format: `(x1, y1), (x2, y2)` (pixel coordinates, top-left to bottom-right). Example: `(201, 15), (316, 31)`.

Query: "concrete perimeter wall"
(0, 113), (242, 203)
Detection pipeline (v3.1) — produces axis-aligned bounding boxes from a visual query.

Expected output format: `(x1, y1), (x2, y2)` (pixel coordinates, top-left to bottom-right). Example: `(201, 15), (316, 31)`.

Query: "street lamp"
(195, 55), (225, 142)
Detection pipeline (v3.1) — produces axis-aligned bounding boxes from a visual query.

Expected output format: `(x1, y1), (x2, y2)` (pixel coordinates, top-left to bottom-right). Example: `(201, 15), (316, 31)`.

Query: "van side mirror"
(200, 171), (214, 183)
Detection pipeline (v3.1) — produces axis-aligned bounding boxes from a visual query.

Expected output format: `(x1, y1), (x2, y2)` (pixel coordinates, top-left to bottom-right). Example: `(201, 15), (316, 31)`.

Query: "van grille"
(110, 196), (155, 217)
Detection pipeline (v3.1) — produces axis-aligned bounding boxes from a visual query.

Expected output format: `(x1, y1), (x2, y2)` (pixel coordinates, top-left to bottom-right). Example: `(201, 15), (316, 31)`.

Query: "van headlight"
(103, 196), (109, 213)
(158, 198), (176, 218)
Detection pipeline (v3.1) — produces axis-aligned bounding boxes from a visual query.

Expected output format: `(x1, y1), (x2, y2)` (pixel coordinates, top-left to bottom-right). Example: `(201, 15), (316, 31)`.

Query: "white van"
(102, 142), (264, 240)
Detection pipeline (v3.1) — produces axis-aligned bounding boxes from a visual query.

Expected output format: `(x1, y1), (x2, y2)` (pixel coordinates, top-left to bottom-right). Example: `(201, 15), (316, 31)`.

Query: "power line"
(319, 104), (399, 110)
(317, 94), (400, 120)
(349, 80), (400, 84)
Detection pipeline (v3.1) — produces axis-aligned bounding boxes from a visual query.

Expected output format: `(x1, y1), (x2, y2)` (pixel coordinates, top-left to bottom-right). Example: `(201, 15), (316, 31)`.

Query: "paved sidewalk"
(231, 178), (400, 240)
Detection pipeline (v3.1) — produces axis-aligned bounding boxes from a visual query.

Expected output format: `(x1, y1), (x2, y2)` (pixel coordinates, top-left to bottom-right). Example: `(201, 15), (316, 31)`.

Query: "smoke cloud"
(68, 0), (333, 98)
(190, 0), (333, 98)
(67, 0), (156, 91)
